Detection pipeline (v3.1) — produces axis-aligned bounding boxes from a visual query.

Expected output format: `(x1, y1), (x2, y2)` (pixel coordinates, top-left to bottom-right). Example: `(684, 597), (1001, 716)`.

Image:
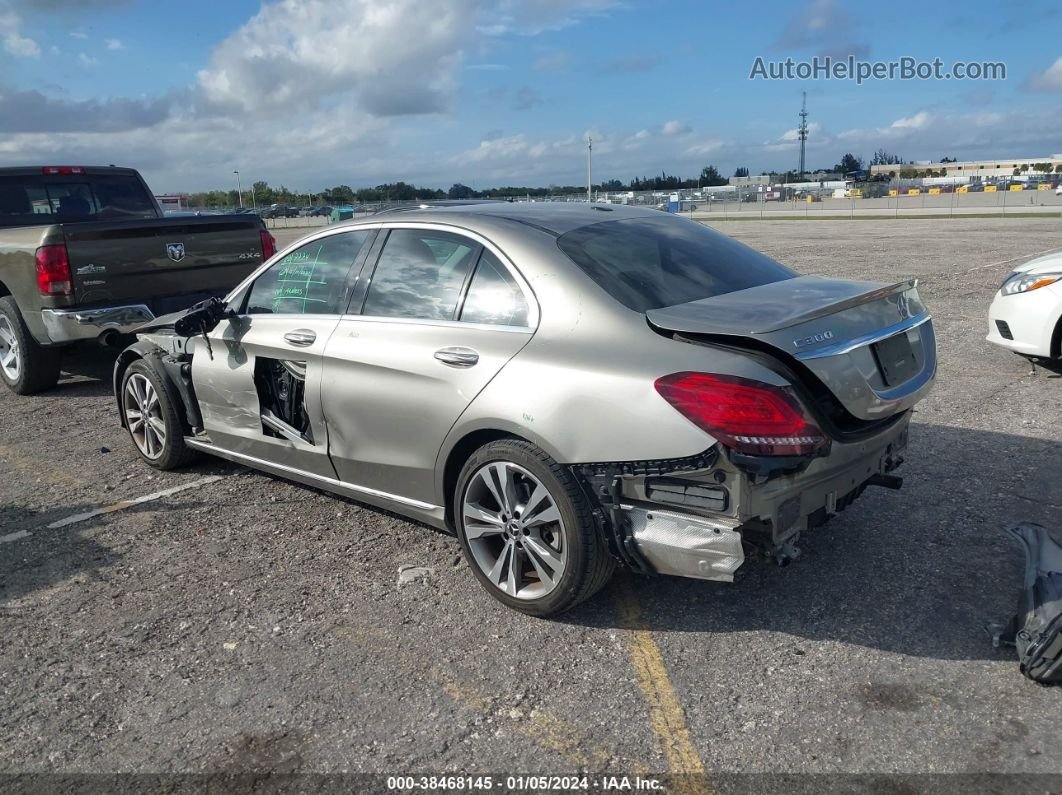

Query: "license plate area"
(872, 332), (918, 386)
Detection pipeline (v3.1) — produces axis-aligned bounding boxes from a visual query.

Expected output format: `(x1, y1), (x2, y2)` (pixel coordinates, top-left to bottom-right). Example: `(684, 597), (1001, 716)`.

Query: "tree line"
(182, 152), (1061, 208)
(182, 165), (741, 208)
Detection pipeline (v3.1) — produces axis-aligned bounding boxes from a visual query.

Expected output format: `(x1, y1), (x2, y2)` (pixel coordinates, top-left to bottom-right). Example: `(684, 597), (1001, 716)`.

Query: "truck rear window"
(0, 173), (157, 228)
(556, 216), (795, 312)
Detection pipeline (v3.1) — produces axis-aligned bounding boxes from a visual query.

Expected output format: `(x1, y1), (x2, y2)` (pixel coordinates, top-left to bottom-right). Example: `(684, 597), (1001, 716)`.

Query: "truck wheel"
(455, 439), (615, 617)
(120, 360), (196, 470)
(0, 296), (61, 395)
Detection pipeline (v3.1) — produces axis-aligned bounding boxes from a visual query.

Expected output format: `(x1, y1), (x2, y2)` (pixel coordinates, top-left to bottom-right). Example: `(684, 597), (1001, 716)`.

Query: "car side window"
(245, 230), (371, 315)
(459, 250), (529, 327)
(361, 229), (478, 321)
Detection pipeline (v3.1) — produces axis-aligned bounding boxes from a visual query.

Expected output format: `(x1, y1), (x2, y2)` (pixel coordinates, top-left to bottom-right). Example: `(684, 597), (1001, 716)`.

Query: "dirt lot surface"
(2, 218), (1061, 790)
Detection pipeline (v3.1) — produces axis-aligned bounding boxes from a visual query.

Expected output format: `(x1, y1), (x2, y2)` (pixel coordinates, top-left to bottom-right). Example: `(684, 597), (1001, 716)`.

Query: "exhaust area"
(627, 506), (744, 582)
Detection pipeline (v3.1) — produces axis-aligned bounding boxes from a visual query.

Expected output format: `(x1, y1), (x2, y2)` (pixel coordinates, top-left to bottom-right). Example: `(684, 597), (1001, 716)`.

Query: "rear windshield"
(0, 173), (157, 228)
(556, 216), (795, 312)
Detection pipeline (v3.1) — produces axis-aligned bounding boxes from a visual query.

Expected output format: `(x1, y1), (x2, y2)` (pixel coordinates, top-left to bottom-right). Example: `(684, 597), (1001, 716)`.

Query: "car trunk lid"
(646, 276), (936, 421)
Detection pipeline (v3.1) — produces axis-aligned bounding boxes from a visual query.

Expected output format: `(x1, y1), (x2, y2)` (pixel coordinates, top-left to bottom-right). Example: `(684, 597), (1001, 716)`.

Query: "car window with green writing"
(246, 230), (371, 315)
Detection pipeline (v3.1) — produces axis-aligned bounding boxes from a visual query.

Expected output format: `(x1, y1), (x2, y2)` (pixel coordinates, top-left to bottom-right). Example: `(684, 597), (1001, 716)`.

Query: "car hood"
(1011, 251), (1062, 276)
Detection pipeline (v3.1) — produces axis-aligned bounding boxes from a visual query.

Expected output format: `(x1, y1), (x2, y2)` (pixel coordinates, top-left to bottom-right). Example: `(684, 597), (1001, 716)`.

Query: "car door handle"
(434, 347), (479, 367)
(283, 329), (317, 347)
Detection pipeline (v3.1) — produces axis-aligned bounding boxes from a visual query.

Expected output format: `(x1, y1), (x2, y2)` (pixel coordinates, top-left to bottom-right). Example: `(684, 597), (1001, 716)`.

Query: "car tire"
(120, 359), (197, 470)
(0, 296), (61, 395)
(455, 439), (615, 617)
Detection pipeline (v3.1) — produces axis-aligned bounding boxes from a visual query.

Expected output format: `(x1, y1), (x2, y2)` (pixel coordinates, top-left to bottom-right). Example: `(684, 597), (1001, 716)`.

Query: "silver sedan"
(114, 203), (935, 616)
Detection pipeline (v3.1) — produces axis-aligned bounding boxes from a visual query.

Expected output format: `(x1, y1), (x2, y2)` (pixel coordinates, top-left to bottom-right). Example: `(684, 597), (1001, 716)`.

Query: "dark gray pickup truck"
(0, 165), (275, 394)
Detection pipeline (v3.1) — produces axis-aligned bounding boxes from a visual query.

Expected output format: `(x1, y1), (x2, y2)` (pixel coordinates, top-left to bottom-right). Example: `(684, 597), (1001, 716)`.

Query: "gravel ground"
(2, 218), (1061, 789)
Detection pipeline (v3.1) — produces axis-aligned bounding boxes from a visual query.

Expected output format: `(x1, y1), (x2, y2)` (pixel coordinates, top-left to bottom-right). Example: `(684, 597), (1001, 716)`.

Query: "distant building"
(869, 156), (1062, 180)
(730, 175), (771, 187)
(155, 194), (188, 212)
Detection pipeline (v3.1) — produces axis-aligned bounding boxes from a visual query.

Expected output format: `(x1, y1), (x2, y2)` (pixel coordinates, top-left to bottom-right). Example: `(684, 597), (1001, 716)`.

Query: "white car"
(1056, 184), (1062, 195)
(987, 253), (1062, 359)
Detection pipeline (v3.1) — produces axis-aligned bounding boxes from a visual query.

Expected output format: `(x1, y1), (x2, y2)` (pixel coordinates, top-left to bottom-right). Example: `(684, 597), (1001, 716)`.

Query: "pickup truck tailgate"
(63, 216), (267, 308)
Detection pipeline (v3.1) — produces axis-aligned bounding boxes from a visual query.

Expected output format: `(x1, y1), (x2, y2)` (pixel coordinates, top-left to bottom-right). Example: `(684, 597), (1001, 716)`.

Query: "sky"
(2, 0), (1061, 194)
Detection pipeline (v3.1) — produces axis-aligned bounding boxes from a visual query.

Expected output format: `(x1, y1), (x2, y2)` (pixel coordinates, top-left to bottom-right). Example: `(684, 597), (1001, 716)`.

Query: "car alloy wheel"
(123, 372), (166, 459)
(0, 315), (20, 382)
(461, 461), (568, 600)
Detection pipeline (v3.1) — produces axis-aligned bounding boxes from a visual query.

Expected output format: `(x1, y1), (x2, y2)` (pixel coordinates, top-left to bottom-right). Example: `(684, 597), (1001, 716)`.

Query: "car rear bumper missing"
(600, 413), (911, 582)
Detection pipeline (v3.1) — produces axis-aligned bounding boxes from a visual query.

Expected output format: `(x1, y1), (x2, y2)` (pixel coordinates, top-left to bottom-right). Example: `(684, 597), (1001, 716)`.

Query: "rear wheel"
(120, 360), (196, 470)
(0, 296), (61, 395)
(455, 439), (614, 617)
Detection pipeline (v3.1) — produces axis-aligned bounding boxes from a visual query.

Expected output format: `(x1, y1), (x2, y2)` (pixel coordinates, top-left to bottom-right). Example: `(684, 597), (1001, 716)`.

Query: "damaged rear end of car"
(553, 215), (936, 582)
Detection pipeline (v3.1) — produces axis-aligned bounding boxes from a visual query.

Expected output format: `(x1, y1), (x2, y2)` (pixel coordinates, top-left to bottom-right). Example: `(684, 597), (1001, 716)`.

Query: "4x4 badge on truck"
(166, 242), (186, 262)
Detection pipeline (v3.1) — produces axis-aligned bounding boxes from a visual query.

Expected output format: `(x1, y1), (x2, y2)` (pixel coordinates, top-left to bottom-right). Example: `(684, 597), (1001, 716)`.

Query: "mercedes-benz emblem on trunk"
(166, 242), (186, 262)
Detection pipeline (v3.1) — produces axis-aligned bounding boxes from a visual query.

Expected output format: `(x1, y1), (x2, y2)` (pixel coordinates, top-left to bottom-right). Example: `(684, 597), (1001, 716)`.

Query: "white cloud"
(1028, 55), (1062, 91)
(837, 111), (931, 142)
(780, 121), (821, 142)
(195, 0), (621, 118)
(196, 0), (476, 117)
(69, 30), (88, 39)
(3, 29), (39, 57)
(662, 120), (691, 136)
(447, 125), (733, 185)
(685, 139), (724, 156)
(833, 107), (1062, 166)
(105, 37), (123, 50)
(1, 11), (40, 57)
(0, 0), (630, 190)
(78, 52), (98, 67)
(890, 111), (930, 130)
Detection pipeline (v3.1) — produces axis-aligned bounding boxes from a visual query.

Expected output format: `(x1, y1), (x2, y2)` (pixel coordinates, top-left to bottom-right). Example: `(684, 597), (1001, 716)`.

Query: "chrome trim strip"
(794, 313), (931, 360)
(336, 314), (533, 334)
(184, 438), (440, 512)
(41, 304), (155, 342)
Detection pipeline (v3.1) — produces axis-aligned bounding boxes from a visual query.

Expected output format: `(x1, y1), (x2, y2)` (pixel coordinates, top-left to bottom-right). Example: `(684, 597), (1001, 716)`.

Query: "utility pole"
(233, 170), (244, 208)
(587, 136), (592, 202)
(797, 92), (808, 177)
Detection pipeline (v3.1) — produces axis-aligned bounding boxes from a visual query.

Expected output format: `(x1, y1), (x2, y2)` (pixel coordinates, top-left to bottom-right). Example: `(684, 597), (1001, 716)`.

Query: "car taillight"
(41, 166), (85, 175)
(654, 372), (827, 457)
(260, 230), (277, 260)
(35, 244), (73, 296)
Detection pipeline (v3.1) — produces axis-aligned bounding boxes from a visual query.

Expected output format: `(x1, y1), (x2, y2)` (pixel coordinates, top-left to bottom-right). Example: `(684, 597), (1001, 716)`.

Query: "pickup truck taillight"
(41, 166), (86, 175)
(260, 230), (277, 260)
(35, 244), (73, 296)
(654, 372), (827, 457)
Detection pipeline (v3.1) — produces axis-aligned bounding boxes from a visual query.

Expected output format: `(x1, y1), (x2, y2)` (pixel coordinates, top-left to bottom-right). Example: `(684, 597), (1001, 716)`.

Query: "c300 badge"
(792, 330), (835, 349)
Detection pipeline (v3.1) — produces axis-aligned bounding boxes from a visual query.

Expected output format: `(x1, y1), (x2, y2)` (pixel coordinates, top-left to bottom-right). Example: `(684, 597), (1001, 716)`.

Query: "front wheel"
(120, 360), (197, 470)
(455, 439), (614, 617)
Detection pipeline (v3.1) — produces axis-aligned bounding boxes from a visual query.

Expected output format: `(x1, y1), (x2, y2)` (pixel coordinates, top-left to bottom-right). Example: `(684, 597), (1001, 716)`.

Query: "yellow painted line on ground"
(334, 624), (618, 769)
(615, 577), (715, 795)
